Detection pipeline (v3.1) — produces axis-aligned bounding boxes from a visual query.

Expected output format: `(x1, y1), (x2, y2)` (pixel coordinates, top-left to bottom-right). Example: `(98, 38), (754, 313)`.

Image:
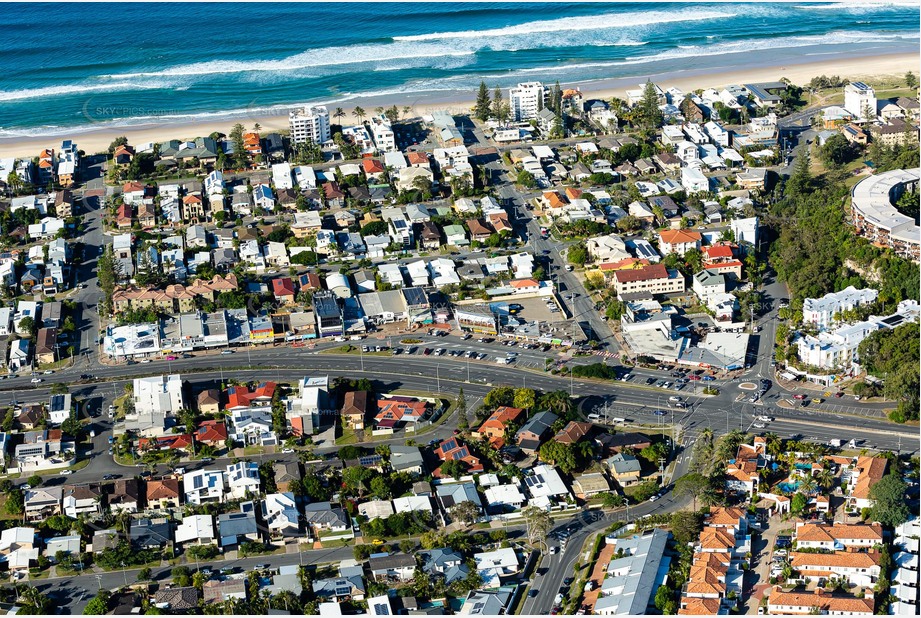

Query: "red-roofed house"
(196, 420), (228, 446)
(362, 159), (386, 181)
(113, 145), (135, 168)
(659, 229), (702, 256)
(473, 406), (525, 448)
(433, 437), (483, 476)
(298, 272), (322, 291)
(116, 204), (133, 229)
(407, 151), (430, 169)
(703, 244), (734, 262)
(271, 277), (297, 304)
(564, 187), (583, 201)
(509, 278), (540, 294)
(487, 211), (513, 233)
(225, 382), (276, 411)
(374, 399), (428, 429)
(138, 434), (194, 453)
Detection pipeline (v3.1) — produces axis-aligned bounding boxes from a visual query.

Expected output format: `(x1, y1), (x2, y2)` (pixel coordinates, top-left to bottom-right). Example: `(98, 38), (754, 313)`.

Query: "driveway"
(745, 514), (784, 613)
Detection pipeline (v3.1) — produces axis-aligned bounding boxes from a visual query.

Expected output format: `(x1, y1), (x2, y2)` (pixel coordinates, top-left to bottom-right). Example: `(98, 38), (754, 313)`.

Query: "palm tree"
(799, 475), (817, 495)
(374, 106), (385, 118)
(253, 122), (261, 133)
(402, 105), (412, 120)
(763, 432), (783, 459)
(815, 467), (835, 492)
(334, 107), (345, 124)
(353, 106), (366, 124)
(575, 439), (595, 462)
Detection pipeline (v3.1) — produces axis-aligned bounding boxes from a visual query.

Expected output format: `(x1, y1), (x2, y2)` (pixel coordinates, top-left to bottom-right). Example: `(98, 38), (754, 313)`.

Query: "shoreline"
(0, 51), (916, 159)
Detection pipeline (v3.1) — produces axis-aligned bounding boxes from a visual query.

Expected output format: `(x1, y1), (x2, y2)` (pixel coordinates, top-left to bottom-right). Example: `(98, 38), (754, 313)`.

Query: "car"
(255, 564), (270, 570)
(753, 423), (766, 429)
(688, 374), (701, 381)
(653, 410), (667, 416)
(648, 494), (659, 502)
(165, 355), (177, 361)
(549, 546), (559, 554)
(59, 470), (73, 476)
(668, 396), (682, 403)
(422, 348), (432, 356)
(834, 391), (844, 398)
(529, 589), (539, 598)
(30, 378), (42, 383)
(221, 350), (234, 355)
(43, 370), (53, 375)
(140, 359), (151, 363)
(282, 448), (294, 454)
(220, 567), (236, 575)
(811, 397), (823, 404)
(461, 333), (472, 340)
(758, 606), (766, 615)
(792, 394), (806, 400)
(563, 577), (574, 586)
(702, 375), (715, 381)
(102, 474), (119, 480)
(200, 457), (214, 463)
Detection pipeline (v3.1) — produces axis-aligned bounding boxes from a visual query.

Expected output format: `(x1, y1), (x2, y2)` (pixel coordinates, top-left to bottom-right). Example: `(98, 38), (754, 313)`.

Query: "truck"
(829, 439), (843, 447)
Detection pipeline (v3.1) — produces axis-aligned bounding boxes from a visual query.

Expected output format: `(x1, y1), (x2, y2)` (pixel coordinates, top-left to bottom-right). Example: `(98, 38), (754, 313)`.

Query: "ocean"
(0, 2), (917, 138)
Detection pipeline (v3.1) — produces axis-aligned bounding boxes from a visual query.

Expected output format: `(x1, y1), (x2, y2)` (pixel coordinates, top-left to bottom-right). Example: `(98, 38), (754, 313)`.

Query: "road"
(9, 350), (915, 490)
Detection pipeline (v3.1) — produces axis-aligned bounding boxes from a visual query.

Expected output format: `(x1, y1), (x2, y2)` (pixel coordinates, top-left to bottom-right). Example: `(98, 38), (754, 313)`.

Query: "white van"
(496, 357), (511, 364)
(587, 413), (601, 421)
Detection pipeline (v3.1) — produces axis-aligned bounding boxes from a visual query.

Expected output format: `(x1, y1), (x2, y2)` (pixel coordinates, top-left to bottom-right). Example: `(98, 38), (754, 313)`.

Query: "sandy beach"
(0, 52), (916, 160)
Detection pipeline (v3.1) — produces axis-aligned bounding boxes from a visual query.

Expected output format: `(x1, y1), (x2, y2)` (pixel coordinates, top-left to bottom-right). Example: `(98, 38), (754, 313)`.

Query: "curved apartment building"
(850, 168), (920, 262)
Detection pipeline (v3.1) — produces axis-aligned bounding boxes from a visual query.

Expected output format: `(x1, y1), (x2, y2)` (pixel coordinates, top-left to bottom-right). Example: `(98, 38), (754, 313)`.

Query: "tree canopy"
(868, 473), (910, 527)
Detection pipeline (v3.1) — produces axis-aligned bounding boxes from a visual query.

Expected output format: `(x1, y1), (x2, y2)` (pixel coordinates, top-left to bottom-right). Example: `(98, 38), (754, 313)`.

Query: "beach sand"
(0, 52), (916, 159)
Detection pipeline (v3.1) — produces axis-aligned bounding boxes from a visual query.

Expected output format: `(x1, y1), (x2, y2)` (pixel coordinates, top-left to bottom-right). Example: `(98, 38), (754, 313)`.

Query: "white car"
(30, 378), (42, 384)
(282, 448), (294, 454)
(59, 470), (73, 476)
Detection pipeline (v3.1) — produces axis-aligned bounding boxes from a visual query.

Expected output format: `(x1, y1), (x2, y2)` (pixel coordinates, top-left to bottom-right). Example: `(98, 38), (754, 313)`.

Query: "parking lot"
(506, 295), (567, 324)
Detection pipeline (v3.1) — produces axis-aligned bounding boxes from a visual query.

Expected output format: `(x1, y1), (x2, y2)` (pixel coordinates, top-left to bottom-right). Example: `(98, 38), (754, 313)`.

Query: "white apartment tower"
(844, 82), (877, 122)
(289, 105), (331, 145)
(369, 116), (396, 152)
(509, 82), (547, 122)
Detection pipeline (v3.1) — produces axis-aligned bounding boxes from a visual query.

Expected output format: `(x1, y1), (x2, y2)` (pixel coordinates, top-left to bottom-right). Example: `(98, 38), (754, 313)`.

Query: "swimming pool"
(777, 481), (801, 493)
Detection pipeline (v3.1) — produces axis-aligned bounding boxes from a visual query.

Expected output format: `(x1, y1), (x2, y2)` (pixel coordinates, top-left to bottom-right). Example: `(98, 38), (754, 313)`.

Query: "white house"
(474, 547), (520, 588)
(183, 469), (226, 505)
(174, 514), (216, 546)
(681, 166), (709, 193)
(271, 163), (293, 190)
(226, 462), (261, 500)
(262, 492), (300, 537)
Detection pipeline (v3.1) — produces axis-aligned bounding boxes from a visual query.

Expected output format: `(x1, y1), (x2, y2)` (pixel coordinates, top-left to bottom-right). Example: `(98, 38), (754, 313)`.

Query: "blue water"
(778, 481), (801, 493)
(0, 2), (917, 137)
